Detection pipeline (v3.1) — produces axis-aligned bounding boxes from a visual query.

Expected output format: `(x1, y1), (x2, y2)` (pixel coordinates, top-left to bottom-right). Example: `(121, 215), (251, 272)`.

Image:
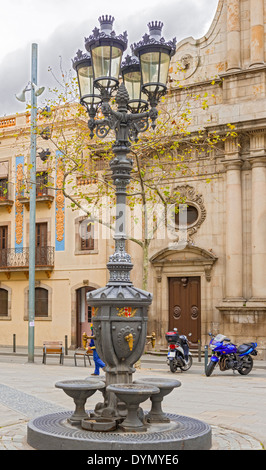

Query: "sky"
(0, 0), (219, 117)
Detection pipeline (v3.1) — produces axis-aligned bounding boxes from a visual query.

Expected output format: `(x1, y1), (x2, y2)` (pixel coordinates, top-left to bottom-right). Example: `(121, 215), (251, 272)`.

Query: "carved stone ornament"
(172, 184), (206, 243)
(56, 159), (65, 242)
(15, 163), (24, 245)
(170, 50), (199, 81)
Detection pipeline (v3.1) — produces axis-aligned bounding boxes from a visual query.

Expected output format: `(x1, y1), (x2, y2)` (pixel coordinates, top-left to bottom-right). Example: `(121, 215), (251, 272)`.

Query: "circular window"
(175, 204), (199, 228)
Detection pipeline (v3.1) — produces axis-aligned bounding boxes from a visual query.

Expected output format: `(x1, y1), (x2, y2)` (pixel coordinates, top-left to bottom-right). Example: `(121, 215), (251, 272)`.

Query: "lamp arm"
(87, 97), (158, 142)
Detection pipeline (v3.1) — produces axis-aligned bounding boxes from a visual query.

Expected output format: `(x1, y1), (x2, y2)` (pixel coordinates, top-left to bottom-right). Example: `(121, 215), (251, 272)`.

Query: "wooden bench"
(74, 348), (92, 367)
(43, 341), (64, 365)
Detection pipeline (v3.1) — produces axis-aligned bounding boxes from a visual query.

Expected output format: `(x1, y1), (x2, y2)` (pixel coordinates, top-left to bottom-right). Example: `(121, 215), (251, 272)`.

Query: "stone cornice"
(247, 155), (266, 167)
(221, 158), (243, 171)
(219, 64), (266, 80)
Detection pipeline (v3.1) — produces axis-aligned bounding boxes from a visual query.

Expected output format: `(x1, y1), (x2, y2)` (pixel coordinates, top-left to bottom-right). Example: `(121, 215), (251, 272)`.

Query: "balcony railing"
(0, 247), (55, 270)
(17, 174), (54, 204)
(0, 180), (14, 209)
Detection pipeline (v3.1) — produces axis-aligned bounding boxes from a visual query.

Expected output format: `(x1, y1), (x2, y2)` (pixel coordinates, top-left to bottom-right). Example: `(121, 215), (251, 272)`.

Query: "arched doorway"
(149, 245), (218, 346)
(76, 286), (96, 347)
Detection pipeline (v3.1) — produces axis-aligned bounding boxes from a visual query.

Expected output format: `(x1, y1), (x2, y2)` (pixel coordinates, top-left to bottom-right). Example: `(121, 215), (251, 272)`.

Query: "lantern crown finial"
(98, 15), (115, 33)
(148, 21), (163, 39)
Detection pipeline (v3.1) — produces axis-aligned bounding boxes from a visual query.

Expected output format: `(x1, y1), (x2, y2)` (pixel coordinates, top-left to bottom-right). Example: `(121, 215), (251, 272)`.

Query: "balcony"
(0, 180), (14, 213)
(17, 174), (54, 209)
(0, 246), (55, 276)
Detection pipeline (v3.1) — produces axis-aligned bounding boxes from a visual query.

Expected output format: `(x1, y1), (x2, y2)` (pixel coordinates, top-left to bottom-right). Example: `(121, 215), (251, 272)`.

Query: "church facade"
(147, 0), (266, 357)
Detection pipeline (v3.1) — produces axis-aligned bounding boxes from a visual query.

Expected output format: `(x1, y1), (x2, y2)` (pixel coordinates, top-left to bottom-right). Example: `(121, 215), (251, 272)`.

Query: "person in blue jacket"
(89, 325), (105, 376)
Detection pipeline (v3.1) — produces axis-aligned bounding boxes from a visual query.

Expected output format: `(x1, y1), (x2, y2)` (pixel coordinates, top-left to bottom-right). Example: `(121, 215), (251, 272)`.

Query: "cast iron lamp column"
(15, 43), (45, 363)
(73, 16), (176, 418)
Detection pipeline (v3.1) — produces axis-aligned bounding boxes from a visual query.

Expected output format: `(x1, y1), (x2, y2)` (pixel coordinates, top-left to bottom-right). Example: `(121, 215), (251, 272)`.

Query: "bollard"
(13, 334), (16, 353)
(198, 340), (201, 362)
(65, 335), (68, 355)
(204, 345), (208, 372)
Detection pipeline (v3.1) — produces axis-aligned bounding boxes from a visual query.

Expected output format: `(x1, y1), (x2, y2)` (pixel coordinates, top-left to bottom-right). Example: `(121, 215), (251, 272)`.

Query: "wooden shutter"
(80, 221), (94, 251)
(0, 289), (8, 316)
(35, 288), (48, 317)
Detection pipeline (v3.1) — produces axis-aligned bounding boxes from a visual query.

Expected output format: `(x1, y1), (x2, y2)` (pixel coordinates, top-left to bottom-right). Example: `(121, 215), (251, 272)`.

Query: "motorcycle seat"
(237, 343), (254, 354)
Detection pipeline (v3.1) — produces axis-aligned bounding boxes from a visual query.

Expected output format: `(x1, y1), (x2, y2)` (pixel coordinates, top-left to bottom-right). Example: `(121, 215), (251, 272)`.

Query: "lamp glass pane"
(92, 45), (122, 87)
(77, 66), (101, 105)
(110, 46), (123, 80)
(140, 51), (170, 91)
(140, 51), (160, 92)
(78, 66), (93, 97)
(124, 71), (141, 101)
(159, 52), (170, 87)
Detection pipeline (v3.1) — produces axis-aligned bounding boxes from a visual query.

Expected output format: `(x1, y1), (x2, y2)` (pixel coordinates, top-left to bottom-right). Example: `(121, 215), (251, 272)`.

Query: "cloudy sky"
(0, 0), (219, 117)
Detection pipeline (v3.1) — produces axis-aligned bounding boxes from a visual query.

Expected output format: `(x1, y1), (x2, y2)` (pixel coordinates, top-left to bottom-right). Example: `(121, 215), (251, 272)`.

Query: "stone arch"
(70, 281), (101, 348)
(24, 282), (52, 320)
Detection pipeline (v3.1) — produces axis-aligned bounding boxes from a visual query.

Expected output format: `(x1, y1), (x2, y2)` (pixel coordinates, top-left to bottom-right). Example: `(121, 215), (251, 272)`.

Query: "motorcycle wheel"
(169, 360), (177, 373)
(206, 361), (216, 377)
(238, 355), (253, 375)
(180, 355), (193, 371)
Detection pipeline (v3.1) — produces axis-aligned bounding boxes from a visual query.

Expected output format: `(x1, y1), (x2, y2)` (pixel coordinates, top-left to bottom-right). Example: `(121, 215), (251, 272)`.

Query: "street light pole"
(28, 43), (38, 363)
(15, 44), (45, 363)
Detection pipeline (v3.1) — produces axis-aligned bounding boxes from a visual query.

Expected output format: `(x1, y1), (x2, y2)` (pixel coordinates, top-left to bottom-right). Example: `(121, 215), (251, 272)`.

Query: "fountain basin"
(55, 379), (105, 424)
(134, 377), (181, 423)
(106, 383), (160, 432)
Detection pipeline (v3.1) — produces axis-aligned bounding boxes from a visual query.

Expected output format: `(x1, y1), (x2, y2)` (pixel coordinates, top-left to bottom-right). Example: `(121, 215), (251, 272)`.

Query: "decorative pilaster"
(226, 0), (241, 71)
(248, 131), (266, 299)
(223, 137), (243, 299)
(250, 0), (264, 67)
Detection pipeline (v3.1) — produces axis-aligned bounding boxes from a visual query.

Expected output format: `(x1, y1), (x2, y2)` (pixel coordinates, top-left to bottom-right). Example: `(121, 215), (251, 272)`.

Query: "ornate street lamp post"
(27, 16), (212, 450)
(73, 16), (176, 418)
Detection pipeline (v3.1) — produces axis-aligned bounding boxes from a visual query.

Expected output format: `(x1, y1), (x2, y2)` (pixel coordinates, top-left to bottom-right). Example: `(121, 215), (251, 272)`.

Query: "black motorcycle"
(166, 328), (193, 372)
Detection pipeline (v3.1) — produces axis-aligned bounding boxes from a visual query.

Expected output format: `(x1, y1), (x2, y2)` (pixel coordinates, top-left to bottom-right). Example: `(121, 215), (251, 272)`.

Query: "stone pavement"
(0, 350), (265, 451)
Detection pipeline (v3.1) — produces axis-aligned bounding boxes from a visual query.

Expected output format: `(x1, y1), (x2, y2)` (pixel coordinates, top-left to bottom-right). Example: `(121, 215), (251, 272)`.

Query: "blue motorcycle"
(206, 333), (258, 377)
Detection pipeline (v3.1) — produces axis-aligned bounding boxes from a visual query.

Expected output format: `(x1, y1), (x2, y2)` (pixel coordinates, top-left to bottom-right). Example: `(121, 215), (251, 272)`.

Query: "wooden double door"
(168, 277), (201, 347)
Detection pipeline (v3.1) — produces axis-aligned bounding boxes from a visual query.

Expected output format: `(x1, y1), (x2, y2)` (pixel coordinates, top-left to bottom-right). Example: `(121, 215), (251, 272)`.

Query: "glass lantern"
(85, 16), (128, 92)
(121, 55), (148, 113)
(132, 21), (176, 101)
(72, 51), (101, 108)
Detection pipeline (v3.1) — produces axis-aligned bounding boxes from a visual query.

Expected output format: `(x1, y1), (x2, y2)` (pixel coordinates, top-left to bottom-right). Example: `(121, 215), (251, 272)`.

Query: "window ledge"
(75, 250), (99, 255)
(23, 316), (52, 321)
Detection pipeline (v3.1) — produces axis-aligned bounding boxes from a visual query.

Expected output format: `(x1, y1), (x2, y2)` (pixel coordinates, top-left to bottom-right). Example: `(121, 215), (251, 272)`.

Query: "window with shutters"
(80, 220), (95, 251)
(35, 287), (48, 317)
(0, 179), (8, 200)
(0, 288), (8, 316)
(0, 226), (8, 268)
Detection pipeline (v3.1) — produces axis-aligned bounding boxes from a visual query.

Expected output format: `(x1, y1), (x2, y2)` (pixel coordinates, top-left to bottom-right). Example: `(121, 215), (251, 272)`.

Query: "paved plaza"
(0, 350), (265, 451)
